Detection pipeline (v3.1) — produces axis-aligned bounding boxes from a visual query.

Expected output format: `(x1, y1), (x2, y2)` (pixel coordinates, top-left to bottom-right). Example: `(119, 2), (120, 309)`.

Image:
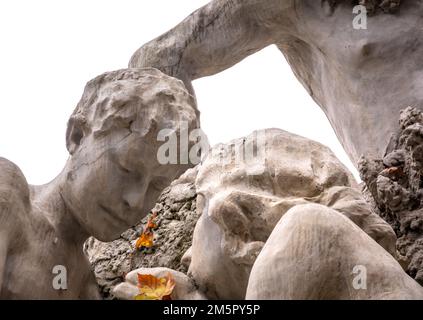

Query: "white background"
(0, 0), (359, 185)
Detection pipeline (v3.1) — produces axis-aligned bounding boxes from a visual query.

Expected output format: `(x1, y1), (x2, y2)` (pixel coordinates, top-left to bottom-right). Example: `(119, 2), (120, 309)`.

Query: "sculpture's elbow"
(129, 40), (155, 69)
(129, 36), (186, 78)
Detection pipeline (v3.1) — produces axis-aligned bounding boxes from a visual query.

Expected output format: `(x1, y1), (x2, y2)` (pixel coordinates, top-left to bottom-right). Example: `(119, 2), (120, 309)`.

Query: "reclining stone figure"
(0, 68), (199, 299)
(115, 128), (423, 299)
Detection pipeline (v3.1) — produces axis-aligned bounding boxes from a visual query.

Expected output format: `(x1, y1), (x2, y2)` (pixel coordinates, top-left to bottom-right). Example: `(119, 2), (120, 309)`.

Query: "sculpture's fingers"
(125, 269), (142, 286)
(112, 282), (139, 300)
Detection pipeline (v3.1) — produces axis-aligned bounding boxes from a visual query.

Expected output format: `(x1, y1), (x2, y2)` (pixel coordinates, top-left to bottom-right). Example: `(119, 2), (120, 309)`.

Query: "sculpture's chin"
(84, 205), (133, 241)
(83, 215), (129, 242)
(90, 228), (125, 243)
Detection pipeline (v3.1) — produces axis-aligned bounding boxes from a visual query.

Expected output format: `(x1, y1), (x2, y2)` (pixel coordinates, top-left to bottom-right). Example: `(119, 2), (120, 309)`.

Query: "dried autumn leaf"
(135, 231), (154, 249)
(147, 220), (157, 230)
(134, 273), (175, 300)
(386, 167), (402, 175)
(147, 212), (158, 229)
(135, 212), (158, 249)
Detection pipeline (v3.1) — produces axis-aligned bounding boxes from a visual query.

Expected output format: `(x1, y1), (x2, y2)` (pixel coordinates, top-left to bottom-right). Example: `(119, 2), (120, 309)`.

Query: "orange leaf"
(147, 220), (158, 229)
(134, 273), (176, 300)
(134, 212), (158, 250)
(147, 212), (158, 229)
(386, 167), (401, 174)
(135, 232), (154, 249)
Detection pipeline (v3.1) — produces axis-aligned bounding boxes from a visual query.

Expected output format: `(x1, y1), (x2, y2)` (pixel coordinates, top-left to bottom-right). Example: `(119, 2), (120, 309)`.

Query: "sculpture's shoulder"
(0, 157), (31, 230)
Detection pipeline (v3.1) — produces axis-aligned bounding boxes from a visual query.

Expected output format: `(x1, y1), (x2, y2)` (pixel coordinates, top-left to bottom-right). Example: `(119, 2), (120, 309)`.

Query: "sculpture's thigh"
(246, 204), (423, 300)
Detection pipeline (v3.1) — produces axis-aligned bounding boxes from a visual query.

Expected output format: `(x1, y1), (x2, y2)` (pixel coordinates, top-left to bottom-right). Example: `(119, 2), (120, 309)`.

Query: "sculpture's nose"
(122, 182), (148, 212)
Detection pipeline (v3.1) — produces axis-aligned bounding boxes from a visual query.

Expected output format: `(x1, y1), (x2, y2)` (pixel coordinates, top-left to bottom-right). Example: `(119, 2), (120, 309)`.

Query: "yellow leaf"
(147, 220), (158, 229)
(134, 212), (159, 250)
(134, 273), (176, 300)
(135, 232), (154, 249)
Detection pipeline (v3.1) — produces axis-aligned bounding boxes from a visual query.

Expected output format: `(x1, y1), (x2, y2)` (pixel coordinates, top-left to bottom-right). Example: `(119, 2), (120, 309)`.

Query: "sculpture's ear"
(66, 115), (86, 155)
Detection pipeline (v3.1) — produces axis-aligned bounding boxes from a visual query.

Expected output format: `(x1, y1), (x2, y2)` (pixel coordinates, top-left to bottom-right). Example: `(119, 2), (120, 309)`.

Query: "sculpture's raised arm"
(129, 0), (294, 91)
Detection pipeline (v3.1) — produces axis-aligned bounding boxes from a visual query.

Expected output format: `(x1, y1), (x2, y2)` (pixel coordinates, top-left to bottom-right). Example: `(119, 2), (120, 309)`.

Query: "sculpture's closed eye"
(150, 176), (170, 192)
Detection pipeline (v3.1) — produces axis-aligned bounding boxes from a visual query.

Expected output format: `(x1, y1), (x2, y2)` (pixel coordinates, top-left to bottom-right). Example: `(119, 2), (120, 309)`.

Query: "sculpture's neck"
(31, 166), (89, 246)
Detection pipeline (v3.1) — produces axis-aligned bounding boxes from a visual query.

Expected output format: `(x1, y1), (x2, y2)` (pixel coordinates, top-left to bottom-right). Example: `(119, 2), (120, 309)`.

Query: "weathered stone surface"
(188, 128), (396, 300)
(325, 0), (401, 14)
(246, 204), (423, 300)
(359, 107), (423, 285)
(0, 68), (199, 299)
(129, 0), (423, 168)
(84, 167), (200, 299)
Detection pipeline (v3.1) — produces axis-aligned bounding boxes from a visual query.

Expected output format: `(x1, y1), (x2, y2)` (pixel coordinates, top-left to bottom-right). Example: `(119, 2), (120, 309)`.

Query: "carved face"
(188, 129), (355, 299)
(190, 188), (277, 300)
(64, 69), (199, 241)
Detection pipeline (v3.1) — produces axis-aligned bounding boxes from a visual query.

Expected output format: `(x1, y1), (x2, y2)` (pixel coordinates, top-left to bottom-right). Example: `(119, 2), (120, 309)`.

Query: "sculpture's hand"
(130, 0), (293, 93)
(112, 275), (139, 300)
(112, 267), (207, 300)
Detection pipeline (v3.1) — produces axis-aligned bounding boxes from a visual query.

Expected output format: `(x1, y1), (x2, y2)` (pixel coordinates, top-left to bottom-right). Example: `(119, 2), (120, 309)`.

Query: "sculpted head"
(63, 68), (199, 241)
(188, 129), (355, 299)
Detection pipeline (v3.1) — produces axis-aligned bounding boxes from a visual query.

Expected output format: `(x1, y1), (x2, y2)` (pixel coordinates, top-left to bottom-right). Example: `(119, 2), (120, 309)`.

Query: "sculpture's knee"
(246, 204), (354, 299)
(247, 203), (423, 300)
(283, 203), (342, 227)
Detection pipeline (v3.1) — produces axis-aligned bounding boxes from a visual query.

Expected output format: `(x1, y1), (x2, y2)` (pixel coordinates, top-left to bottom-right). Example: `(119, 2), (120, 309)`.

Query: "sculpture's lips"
(99, 204), (128, 228)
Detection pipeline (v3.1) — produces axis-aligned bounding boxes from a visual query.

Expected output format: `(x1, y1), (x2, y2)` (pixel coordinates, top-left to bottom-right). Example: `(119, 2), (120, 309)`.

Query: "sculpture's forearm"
(130, 0), (285, 86)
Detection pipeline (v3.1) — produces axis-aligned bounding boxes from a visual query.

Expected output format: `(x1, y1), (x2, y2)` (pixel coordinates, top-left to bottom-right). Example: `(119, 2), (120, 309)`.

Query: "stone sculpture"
(0, 68), (199, 299)
(3, 0), (423, 300)
(115, 129), (422, 300)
